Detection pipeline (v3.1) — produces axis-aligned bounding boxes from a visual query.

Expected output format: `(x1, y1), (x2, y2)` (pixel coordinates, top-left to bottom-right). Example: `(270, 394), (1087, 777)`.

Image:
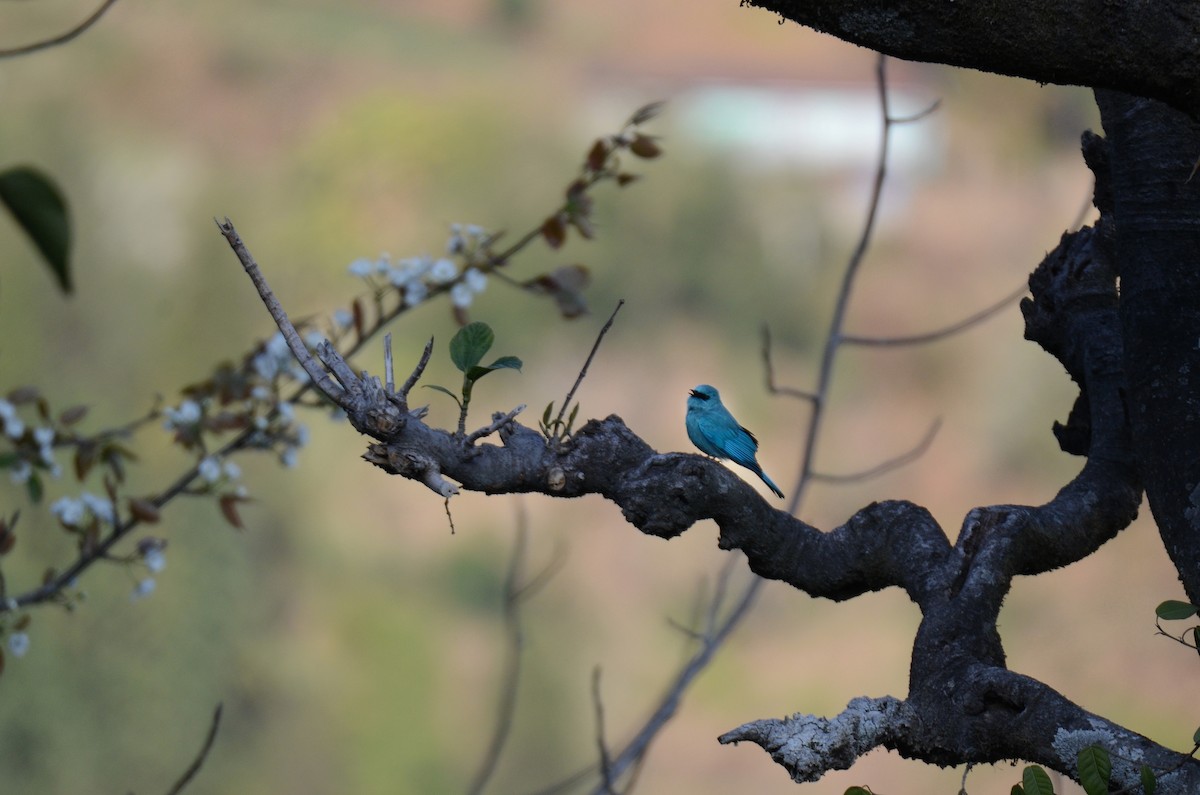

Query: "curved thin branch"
(810, 417), (941, 484)
(0, 0), (119, 59)
(841, 284), (1025, 347)
(164, 703), (223, 795)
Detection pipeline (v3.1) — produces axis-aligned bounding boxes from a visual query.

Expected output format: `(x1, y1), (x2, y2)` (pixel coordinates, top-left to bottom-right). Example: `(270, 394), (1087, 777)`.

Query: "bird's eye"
(689, 390), (707, 400)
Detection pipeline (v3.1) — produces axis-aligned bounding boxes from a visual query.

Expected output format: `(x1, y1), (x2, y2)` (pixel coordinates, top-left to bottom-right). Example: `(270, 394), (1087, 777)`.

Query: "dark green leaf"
(1156, 600), (1198, 620)
(25, 473), (42, 504)
(542, 402), (554, 427)
(1011, 787), (1025, 795)
(465, 357), (521, 384)
(0, 166), (71, 293)
(1140, 764), (1157, 794)
(486, 355), (523, 372)
(0, 451), (18, 469)
(423, 384), (463, 408)
(1078, 746), (1111, 795)
(449, 322), (494, 373)
(567, 402), (579, 433)
(1021, 765), (1054, 795)
(1192, 724), (1200, 745)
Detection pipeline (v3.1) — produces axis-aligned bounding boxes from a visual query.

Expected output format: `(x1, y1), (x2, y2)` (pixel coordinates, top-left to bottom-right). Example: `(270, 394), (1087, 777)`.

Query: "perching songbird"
(685, 384), (784, 499)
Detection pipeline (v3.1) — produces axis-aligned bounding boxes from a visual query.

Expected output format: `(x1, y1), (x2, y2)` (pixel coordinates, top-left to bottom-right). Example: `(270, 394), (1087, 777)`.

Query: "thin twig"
(591, 667), (616, 795)
(464, 405), (526, 446)
(840, 284), (1025, 347)
(552, 300), (624, 434)
(788, 53), (895, 511)
(399, 338), (435, 399)
(466, 507), (529, 795)
(762, 324), (818, 403)
(811, 418), (942, 484)
(0, 0), (119, 59)
(384, 333), (395, 393)
(217, 219), (345, 401)
(164, 703), (223, 795)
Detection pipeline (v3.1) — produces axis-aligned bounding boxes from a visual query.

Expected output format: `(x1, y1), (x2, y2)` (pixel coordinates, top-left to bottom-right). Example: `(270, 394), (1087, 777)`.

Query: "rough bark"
(745, 0), (1200, 119)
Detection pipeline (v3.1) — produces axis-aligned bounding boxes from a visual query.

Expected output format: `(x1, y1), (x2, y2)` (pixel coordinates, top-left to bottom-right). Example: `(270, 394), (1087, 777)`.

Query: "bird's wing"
(723, 425), (760, 462)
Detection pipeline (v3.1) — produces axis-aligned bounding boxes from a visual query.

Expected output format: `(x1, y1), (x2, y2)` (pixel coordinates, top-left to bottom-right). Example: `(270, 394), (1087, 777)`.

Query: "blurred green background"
(0, 2), (1189, 793)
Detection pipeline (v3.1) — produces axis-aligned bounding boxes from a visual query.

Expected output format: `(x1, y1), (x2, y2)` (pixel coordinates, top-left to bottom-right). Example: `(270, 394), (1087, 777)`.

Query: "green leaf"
(1011, 787), (1025, 795)
(1140, 764), (1157, 794)
(0, 166), (71, 293)
(422, 384), (463, 408)
(449, 322), (494, 373)
(542, 402), (554, 427)
(25, 473), (43, 504)
(1021, 765), (1055, 795)
(842, 788), (873, 795)
(486, 355), (522, 372)
(1078, 746), (1111, 795)
(465, 357), (522, 385)
(1156, 600), (1198, 620)
(1193, 724), (1200, 746)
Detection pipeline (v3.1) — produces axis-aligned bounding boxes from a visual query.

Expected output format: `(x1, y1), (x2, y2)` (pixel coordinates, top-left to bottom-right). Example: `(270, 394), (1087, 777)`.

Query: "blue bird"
(685, 384), (784, 499)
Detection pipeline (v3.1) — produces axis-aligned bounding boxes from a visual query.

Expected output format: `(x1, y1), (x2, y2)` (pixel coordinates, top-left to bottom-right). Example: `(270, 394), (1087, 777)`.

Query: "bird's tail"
(757, 469), (784, 499)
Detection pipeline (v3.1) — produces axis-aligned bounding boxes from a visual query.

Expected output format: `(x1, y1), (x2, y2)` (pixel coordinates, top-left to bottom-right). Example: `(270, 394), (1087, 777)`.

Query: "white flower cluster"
(252, 333), (310, 383)
(50, 492), (115, 528)
(346, 223), (490, 310)
(0, 400), (61, 483)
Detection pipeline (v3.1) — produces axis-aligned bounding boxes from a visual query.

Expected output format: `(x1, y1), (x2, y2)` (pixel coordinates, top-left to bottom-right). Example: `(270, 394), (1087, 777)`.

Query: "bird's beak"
(688, 389), (700, 398)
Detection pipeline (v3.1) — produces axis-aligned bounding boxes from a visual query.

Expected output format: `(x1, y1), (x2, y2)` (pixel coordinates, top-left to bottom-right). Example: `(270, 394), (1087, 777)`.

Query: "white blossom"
(163, 399), (202, 430)
(404, 281), (428, 307)
(333, 308), (354, 329)
(80, 492), (114, 524)
(50, 497), (86, 528)
(6, 632), (29, 658)
(464, 268), (487, 293)
(198, 457), (222, 483)
(451, 282), (474, 308)
(222, 460), (242, 481)
(430, 257), (458, 283)
(131, 578), (156, 601)
(143, 548), (166, 574)
(347, 257), (374, 277)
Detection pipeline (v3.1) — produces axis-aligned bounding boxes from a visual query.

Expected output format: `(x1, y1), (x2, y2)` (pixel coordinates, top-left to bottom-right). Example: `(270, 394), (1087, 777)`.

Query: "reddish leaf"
(616, 173), (640, 187)
(0, 530), (15, 555)
(352, 298), (365, 341)
(629, 134), (662, 159)
(629, 100), (666, 126)
(569, 214), (595, 240)
(128, 498), (161, 524)
(58, 405), (88, 426)
(41, 567), (56, 585)
(13, 614), (29, 630)
(585, 138), (610, 171)
(74, 443), (97, 481)
(525, 265), (591, 319)
(7, 386), (39, 405)
(541, 215), (566, 250)
(219, 494), (246, 530)
(452, 305), (470, 327)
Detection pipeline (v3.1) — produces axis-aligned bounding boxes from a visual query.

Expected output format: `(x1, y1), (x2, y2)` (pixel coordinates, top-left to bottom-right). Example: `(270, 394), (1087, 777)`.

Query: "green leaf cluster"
(425, 322), (521, 424)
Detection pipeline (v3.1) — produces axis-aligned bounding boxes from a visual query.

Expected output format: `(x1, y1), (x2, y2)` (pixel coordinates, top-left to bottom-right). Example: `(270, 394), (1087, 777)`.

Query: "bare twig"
(841, 284), (1025, 347)
(164, 703), (223, 795)
(811, 418), (942, 484)
(217, 219), (344, 401)
(762, 324), (818, 403)
(552, 301), (624, 435)
(464, 405), (527, 447)
(0, 0), (119, 59)
(591, 667), (616, 795)
(384, 333), (395, 393)
(398, 338), (434, 399)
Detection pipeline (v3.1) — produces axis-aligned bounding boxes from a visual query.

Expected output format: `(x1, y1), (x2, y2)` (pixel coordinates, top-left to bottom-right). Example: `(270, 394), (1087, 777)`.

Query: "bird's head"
(687, 384), (719, 408)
